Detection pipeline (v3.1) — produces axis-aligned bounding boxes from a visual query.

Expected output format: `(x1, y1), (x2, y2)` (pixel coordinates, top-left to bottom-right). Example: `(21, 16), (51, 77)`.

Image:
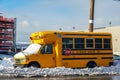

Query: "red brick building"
(0, 15), (16, 50)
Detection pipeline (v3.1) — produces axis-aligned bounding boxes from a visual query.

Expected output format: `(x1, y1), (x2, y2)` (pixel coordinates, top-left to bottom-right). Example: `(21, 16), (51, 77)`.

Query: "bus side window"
(41, 44), (53, 54)
(95, 38), (102, 49)
(75, 38), (84, 49)
(62, 38), (73, 49)
(104, 38), (111, 49)
(86, 38), (94, 48)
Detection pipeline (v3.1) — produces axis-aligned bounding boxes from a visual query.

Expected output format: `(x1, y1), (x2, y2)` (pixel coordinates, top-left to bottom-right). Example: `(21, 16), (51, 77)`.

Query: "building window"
(86, 38), (93, 48)
(95, 38), (102, 49)
(75, 38), (84, 49)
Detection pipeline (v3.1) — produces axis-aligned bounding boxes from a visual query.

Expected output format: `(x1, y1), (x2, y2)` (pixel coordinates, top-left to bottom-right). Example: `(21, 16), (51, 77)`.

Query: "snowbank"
(0, 58), (14, 69)
(0, 58), (120, 77)
(113, 52), (120, 56)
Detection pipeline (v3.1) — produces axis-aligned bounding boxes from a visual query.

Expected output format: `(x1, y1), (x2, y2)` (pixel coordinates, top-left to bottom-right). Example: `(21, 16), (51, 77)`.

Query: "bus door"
(40, 44), (56, 67)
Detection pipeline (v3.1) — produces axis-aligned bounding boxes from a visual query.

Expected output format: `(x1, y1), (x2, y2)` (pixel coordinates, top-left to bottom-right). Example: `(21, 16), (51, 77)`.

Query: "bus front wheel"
(28, 62), (40, 68)
(87, 61), (97, 68)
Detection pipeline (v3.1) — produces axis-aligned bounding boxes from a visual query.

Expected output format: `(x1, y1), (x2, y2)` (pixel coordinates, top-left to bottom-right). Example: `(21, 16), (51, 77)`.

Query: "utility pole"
(89, 0), (95, 32)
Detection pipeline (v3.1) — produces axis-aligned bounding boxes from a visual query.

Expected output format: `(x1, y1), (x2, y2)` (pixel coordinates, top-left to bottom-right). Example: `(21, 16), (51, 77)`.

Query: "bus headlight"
(15, 58), (26, 63)
(20, 58), (26, 62)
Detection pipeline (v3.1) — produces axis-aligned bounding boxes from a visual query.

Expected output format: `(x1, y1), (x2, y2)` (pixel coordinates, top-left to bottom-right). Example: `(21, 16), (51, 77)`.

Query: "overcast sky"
(0, 0), (120, 42)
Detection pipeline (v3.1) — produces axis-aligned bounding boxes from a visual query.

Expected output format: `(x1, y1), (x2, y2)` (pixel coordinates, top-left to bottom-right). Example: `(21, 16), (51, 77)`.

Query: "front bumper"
(13, 64), (28, 68)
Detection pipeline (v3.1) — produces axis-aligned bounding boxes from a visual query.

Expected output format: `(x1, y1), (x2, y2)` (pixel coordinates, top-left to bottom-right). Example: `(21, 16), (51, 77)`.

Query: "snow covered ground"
(0, 58), (120, 77)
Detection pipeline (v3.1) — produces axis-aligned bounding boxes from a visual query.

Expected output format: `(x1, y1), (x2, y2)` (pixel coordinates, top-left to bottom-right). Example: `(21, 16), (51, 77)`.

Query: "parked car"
(0, 50), (15, 61)
(113, 55), (120, 66)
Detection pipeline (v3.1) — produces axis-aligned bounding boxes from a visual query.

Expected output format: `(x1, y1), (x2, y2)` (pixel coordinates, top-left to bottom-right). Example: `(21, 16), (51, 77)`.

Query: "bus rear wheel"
(87, 62), (97, 68)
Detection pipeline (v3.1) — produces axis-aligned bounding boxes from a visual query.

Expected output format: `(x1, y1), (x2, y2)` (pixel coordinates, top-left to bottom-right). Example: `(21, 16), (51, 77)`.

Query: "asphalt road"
(0, 75), (119, 80)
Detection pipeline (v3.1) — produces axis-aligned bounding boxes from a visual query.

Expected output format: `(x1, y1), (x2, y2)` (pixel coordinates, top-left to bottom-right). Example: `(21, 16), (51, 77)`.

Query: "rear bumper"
(13, 64), (28, 68)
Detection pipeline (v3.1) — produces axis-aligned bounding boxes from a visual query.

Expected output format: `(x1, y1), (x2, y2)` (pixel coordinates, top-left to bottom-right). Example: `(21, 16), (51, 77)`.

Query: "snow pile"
(13, 66), (120, 77)
(0, 58), (14, 69)
(0, 58), (14, 75)
(0, 58), (120, 77)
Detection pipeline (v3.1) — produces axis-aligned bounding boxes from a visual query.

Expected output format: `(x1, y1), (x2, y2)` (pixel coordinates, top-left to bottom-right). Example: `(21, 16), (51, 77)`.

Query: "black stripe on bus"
(62, 53), (113, 56)
(62, 57), (97, 60)
(102, 57), (113, 59)
(70, 49), (112, 50)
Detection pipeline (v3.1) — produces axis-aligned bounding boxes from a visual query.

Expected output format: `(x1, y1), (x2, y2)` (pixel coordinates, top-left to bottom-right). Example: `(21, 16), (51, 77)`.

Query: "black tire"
(87, 62), (96, 68)
(28, 62), (40, 68)
(0, 58), (2, 60)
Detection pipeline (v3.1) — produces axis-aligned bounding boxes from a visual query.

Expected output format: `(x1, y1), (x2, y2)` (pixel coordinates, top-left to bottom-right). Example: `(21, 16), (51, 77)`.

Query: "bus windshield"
(23, 44), (41, 54)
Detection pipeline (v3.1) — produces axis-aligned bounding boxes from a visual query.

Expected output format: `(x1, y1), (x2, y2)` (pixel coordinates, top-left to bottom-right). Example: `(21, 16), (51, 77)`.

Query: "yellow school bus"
(14, 31), (113, 68)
